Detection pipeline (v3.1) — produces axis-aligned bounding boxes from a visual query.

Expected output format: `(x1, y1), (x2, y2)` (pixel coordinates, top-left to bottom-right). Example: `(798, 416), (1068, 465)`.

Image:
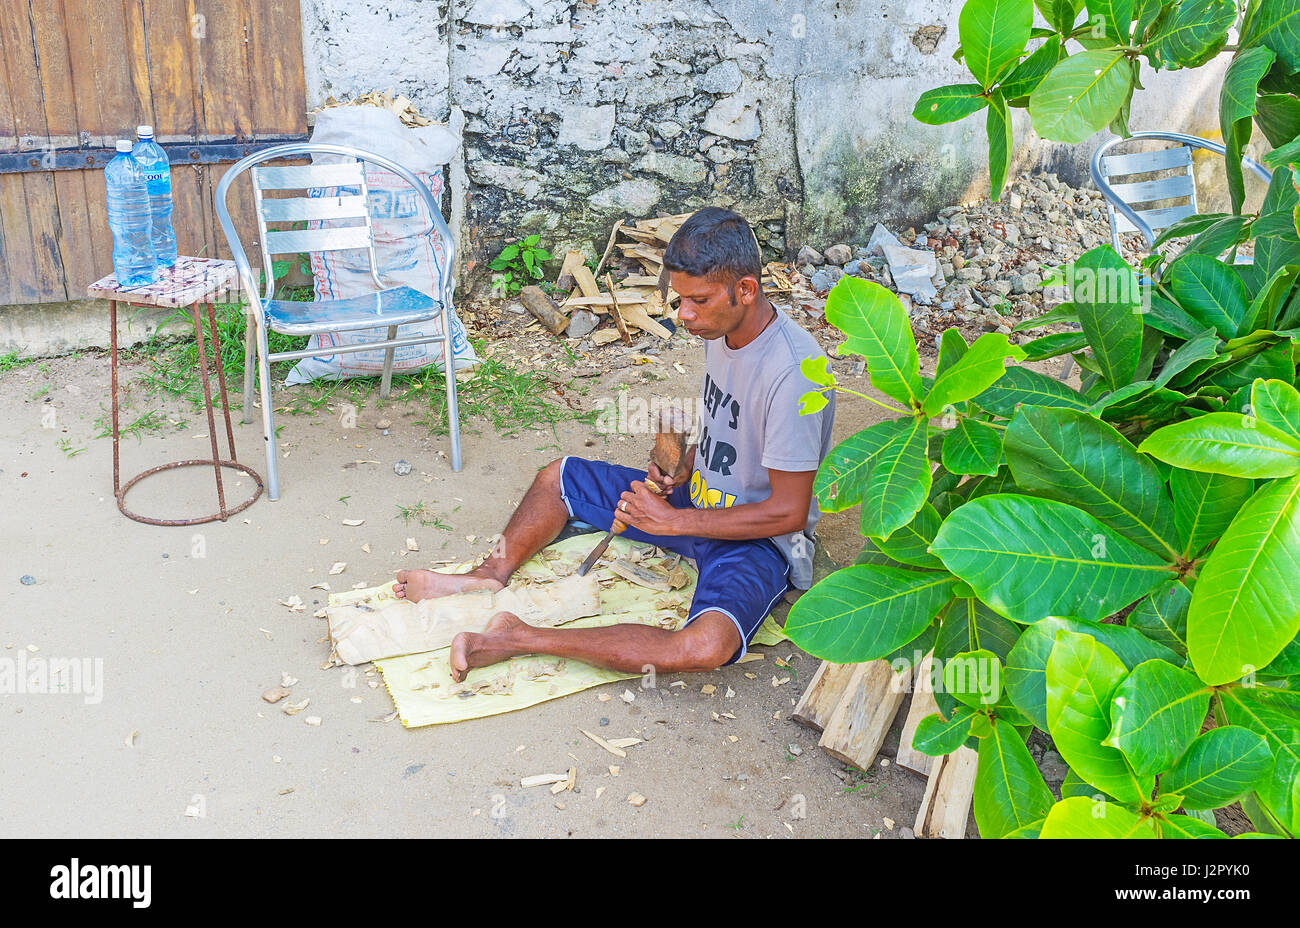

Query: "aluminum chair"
(1090, 131), (1273, 253)
(214, 142), (462, 501)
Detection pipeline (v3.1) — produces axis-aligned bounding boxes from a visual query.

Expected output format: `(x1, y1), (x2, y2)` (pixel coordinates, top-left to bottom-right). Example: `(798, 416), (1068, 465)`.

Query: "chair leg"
(242, 310), (257, 424)
(441, 312), (462, 472)
(380, 325), (398, 399)
(255, 323), (281, 501)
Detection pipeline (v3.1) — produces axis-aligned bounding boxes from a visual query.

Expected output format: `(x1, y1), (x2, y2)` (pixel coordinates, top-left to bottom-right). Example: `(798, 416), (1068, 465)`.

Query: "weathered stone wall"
(299, 0), (1228, 290)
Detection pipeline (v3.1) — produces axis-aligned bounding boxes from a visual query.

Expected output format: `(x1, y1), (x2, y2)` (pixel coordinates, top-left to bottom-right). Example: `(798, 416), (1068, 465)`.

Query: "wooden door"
(0, 0), (307, 305)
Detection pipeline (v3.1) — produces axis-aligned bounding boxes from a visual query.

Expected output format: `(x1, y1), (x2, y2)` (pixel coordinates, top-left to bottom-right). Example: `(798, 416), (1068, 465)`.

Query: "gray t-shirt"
(686, 308), (836, 589)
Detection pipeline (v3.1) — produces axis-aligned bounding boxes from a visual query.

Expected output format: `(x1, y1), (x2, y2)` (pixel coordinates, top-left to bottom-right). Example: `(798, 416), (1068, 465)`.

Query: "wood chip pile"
(314, 88), (435, 128)
(524, 211), (800, 347)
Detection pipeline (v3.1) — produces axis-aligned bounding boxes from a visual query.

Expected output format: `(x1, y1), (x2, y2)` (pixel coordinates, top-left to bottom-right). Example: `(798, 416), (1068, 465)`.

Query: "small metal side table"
(88, 256), (263, 526)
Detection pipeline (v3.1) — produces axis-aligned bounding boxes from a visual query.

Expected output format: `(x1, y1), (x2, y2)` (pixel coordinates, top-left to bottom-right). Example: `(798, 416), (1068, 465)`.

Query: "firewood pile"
(520, 211), (799, 347)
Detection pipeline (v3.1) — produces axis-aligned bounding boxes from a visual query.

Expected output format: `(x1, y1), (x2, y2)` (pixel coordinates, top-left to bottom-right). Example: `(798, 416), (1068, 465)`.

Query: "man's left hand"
(617, 481), (682, 536)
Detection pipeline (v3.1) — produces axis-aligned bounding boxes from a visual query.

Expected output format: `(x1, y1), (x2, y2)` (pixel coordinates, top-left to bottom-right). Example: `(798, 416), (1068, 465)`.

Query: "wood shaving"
(606, 737), (643, 749)
(124, 730), (138, 748)
(280, 672), (298, 687)
(608, 765), (620, 776)
(304, 716), (322, 726)
(700, 684), (716, 695)
(262, 686), (291, 704)
(283, 698), (310, 716)
(329, 562), (347, 575)
(342, 519), (365, 526)
(627, 793), (647, 807)
(406, 538), (419, 552)
(521, 773), (568, 788)
(580, 728), (626, 758)
(280, 595), (305, 612)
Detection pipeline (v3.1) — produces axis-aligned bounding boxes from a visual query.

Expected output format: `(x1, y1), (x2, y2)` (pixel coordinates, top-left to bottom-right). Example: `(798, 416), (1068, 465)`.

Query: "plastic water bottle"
(104, 140), (156, 287)
(132, 125), (177, 268)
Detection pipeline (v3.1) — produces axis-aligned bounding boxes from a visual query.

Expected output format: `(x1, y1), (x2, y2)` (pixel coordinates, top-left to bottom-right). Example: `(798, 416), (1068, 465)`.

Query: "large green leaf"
(973, 365), (1090, 417)
(1018, 331), (1089, 362)
(932, 494), (1174, 623)
(1005, 616), (1183, 730)
(824, 277), (922, 407)
(1256, 93), (1300, 149)
(1166, 254), (1249, 339)
(1106, 659), (1211, 775)
(1252, 378), (1300, 443)
(1240, 0), (1300, 73)
(1197, 339), (1295, 394)
(913, 84), (991, 125)
(1220, 46), (1277, 214)
(974, 719), (1055, 838)
(1144, 0), (1236, 69)
(1039, 796), (1159, 837)
(785, 564), (956, 663)
(1151, 330), (1221, 394)
(925, 333), (1025, 416)
(1219, 685), (1300, 828)
(1000, 35), (1063, 101)
(914, 708), (977, 756)
(1127, 579), (1192, 656)
(1143, 283), (1208, 339)
(986, 89), (1014, 201)
(1085, 0), (1133, 46)
(944, 649), (1005, 707)
(1004, 404), (1179, 558)
(942, 417), (1005, 476)
(1139, 412), (1300, 478)
(1170, 468), (1255, 560)
(1070, 246), (1144, 389)
(1156, 812), (1228, 837)
(1245, 265), (1300, 334)
(1029, 49), (1134, 143)
(934, 596), (1022, 718)
(1046, 631), (1155, 804)
(1162, 726), (1274, 810)
(1188, 474), (1300, 684)
(859, 415), (932, 539)
(813, 418), (913, 512)
(874, 502), (944, 569)
(960, 0), (1035, 89)
(936, 327), (969, 377)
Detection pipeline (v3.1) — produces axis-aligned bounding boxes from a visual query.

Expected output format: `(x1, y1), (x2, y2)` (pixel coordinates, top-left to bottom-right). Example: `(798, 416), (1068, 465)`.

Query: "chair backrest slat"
(1104, 174), (1197, 204)
(1101, 146), (1193, 177)
(259, 195), (371, 223)
(253, 161), (365, 190)
(1114, 203), (1197, 234)
(264, 226), (373, 255)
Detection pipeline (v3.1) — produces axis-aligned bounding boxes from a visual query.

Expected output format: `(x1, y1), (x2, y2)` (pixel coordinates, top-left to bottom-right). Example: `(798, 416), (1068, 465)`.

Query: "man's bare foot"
(449, 611), (529, 682)
(394, 568), (505, 602)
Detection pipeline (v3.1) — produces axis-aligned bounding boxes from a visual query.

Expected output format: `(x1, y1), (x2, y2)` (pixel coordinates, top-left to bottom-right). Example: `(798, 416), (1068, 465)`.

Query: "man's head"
(663, 207), (767, 341)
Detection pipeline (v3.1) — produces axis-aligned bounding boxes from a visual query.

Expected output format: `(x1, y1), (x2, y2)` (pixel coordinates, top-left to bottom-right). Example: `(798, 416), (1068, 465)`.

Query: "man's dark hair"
(662, 207), (762, 293)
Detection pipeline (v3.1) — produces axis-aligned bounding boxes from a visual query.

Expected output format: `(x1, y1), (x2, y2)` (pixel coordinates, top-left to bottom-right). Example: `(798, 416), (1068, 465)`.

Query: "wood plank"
(896, 654), (939, 776)
(143, 0), (200, 140)
(21, 172), (69, 301)
(193, 0), (254, 139)
(0, 3), (21, 150)
(168, 163), (207, 260)
(52, 171), (98, 298)
(571, 264), (601, 298)
(27, 0), (79, 147)
(818, 660), (910, 771)
(69, 0), (140, 144)
(246, 0), (307, 136)
(0, 2), (49, 147)
(555, 249), (585, 291)
(619, 299), (671, 339)
(914, 745), (978, 838)
(121, 0), (157, 131)
(0, 174), (37, 302)
(62, 0), (106, 146)
(82, 169), (115, 283)
(792, 661), (857, 732)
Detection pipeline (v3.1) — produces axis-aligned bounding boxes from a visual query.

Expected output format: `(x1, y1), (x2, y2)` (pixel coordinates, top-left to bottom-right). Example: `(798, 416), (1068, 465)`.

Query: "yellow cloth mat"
(327, 533), (788, 727)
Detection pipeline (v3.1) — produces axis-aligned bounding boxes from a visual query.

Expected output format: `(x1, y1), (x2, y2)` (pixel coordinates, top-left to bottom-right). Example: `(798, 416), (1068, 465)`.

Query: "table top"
(87, 257), (240, 307)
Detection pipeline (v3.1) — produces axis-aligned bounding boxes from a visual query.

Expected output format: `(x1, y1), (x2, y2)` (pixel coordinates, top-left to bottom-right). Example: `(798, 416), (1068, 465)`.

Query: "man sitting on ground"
(395, 207), (836, 681)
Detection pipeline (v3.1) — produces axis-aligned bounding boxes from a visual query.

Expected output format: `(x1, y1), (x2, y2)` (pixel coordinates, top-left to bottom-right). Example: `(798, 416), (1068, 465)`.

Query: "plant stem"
(831, 386), (910, 415)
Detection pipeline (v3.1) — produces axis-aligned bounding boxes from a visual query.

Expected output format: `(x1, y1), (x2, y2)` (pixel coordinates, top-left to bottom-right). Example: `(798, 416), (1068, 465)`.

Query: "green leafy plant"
(793, 265), (1300, 838)
(786, 0), (1300, 839)
(489, 234), (552, 297)
(913, 0), (1300, 209)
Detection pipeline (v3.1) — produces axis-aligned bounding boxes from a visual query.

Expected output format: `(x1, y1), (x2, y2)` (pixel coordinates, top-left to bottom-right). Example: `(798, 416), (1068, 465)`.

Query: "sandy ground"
(0, 335), (991, 839)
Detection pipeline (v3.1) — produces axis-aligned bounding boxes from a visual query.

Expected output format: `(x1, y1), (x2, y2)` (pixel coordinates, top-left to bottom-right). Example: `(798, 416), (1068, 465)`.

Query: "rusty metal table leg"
(190, 301), (229, 520)
(110, 299), (121, 499)
(205, 301), (239, 464)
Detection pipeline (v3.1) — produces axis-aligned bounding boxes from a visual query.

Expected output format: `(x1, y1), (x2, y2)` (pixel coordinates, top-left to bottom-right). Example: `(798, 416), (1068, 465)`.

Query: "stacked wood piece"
(792, 653), (978, 839)
(549, 211), (800, 345)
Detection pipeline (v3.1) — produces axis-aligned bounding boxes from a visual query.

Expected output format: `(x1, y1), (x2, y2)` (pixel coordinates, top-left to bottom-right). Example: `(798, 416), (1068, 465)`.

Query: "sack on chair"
(285, 105), (478, 385)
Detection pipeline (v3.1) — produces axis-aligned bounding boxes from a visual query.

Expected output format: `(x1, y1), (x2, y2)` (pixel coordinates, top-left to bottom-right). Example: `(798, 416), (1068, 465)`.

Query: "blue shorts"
(558, 456), (790, 664)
